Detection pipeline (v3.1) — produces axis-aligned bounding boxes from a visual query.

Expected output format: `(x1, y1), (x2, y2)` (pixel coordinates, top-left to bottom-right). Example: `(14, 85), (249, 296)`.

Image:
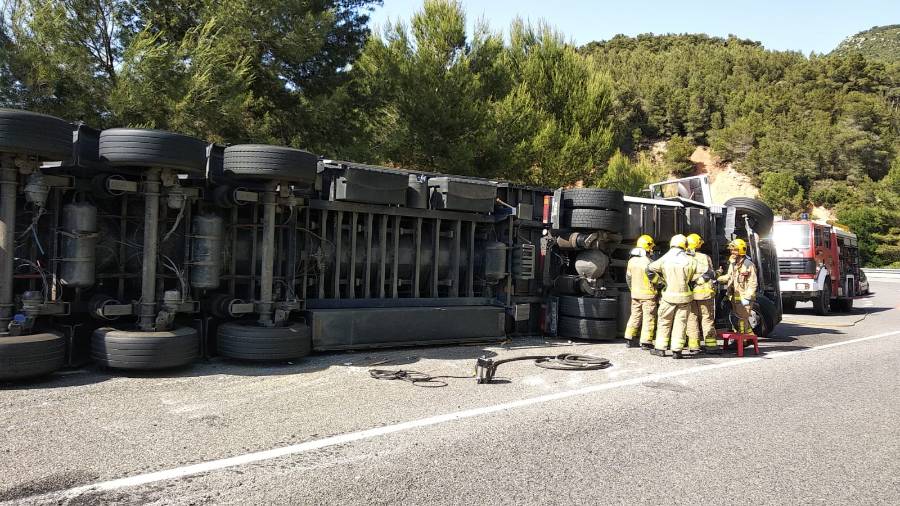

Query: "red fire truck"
(772, 220), (860, 315)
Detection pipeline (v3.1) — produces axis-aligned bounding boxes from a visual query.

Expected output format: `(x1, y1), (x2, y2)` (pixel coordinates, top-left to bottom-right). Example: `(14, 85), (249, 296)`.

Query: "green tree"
(759, 171), (805, 217)
(663, 134), (695, 176)
(599, 150), (657, 196)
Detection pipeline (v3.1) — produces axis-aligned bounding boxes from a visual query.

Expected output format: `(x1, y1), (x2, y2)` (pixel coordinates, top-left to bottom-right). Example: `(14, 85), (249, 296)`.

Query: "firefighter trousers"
(687, 299), (718, 350)
(625, 298), (658, 345)
(654, 300), (690, 352)
(731, 299), (755, 335)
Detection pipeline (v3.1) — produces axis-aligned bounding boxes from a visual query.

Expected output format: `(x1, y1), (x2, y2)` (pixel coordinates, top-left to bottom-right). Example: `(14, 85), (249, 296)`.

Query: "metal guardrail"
(862, 268), (900, 279)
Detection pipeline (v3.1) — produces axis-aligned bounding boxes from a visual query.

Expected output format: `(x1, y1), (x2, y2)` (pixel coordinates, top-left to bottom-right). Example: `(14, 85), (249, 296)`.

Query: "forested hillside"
(1, 1), (898, 265)
(833, 24), (900, 63)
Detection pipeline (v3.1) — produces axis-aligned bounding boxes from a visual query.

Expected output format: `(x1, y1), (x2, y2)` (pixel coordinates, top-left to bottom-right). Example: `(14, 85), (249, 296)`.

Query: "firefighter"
(648, 234), (704, 358)
(717, 238), (758, 335)
(624, 235), (658, 349)
(686, 233), (719, 354)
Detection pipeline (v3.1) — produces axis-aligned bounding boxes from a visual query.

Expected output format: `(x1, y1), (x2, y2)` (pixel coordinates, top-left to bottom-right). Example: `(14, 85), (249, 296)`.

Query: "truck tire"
(557, 315), (617, 341)
(558, 296), (618, 319)
(217, 321), (311, 361)
(561, 209), (622, 233)
(0, 332), (66, 381)
(0, 109), (72, 160)
(562, 189), (624, 212)
(99, 128), (208, 174)
(91, 326), (200, 370)
(725, 197), (774, 236)
(752, 296), (777, 338)
(812, 279), (831, 316)
(223, 144), (318, 185)
(782, 300), (796, 312)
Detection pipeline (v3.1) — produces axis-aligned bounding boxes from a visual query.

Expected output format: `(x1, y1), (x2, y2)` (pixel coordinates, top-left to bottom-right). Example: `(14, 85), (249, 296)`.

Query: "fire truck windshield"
(773, 223), (811, 250)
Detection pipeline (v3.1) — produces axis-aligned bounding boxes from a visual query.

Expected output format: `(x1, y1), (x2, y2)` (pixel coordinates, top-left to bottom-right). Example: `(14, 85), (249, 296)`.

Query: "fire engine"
(773, 220), (860, 314)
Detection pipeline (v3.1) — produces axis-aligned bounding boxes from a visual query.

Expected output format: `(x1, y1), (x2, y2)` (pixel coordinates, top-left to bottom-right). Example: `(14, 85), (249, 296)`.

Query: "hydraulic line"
(369, 353), (612, 386)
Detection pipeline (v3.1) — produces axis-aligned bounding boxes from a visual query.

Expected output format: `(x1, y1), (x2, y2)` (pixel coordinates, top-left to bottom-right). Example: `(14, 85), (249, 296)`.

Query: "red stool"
(717, 331), (759, 357)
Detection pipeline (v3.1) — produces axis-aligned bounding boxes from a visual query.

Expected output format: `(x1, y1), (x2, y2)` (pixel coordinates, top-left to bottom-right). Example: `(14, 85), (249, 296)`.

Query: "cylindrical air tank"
(190, 214), (224, 289)
(60, 202), (97, 288)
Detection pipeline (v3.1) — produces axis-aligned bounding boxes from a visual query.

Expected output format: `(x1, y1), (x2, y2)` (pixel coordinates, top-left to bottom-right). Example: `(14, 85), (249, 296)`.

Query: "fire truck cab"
(773, 220), (860, 315)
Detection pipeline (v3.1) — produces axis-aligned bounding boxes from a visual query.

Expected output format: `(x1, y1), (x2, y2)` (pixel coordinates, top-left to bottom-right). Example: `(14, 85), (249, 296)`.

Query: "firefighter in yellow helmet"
(686, 233), (720, 354)
(624, 235), (658, 349)
(717, 238), (758, 335)
(648, 234), (706, 358)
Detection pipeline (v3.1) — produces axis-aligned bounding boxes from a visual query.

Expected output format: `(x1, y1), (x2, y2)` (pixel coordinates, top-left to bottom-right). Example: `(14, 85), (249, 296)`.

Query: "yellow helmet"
(687, 233), (703, 251)
(636, 235), (655, 253)
(669, 234), (688, 249)
(728, 238), (747, 256)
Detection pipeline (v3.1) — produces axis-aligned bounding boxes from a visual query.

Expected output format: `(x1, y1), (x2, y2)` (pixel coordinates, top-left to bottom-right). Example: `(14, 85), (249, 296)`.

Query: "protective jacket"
(717, 255), (758, 301)
(626, 253), (657, 300)
(689, 251), (716, 301)
(647, 248), (701, 304)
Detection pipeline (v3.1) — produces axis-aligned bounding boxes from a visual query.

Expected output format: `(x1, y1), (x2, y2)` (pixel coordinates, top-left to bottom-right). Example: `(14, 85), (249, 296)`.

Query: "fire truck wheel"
(217, 321), (311, 361)
(557, 315), (618, 341)
(91, 326), (200, 370)
(561, 209), (622, 233)
(0, 109), (73, 160)
(558, 296), (619, 319)
(813, 279), (832, 316)
(223, 144), (318, 185)
(0, 332), (66, 381)
(725, 197), (774, 236)
(561, 189), (625, 212)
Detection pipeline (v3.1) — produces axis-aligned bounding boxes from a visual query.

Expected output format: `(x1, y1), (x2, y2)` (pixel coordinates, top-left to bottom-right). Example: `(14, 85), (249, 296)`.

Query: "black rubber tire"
(557, 315), (618, 341)
(813, 279), (831, 316)
(558, 296), (618, 319)
(91, 326), (200, 370)
(0, 332), (66, 381)
(217, 321), (311, 361)
(561, 209), (622, 232)
(99, 128), (207, 174)
(554, 276), (582, 295)
(782, 300), (796, 312)
(725, 197), (774, 236)
(0, 109), (72, 160)
(223, 144), (318, 184)
(562, 188), (624, 212)
(753, 296), (777, 338)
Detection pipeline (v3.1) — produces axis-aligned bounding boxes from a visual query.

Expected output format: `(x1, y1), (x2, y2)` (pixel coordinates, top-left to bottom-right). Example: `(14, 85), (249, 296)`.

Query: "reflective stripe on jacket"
(717, 255), (758, 301)
(689, 251), (716, 300)
(626, 255), (657, 300)
(647, 248), (700, 304)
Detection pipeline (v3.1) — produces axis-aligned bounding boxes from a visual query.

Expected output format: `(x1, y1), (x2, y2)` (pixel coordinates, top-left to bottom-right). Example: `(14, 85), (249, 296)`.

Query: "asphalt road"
(2, 281), (899, 505)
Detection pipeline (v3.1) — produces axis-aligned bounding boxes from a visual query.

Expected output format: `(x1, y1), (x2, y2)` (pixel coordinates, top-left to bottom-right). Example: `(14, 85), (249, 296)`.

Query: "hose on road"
(369, 353), (612, 386)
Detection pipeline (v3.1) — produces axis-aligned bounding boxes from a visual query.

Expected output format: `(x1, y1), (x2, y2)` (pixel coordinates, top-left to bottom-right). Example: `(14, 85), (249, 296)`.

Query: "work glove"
(741, 298), (752, 307)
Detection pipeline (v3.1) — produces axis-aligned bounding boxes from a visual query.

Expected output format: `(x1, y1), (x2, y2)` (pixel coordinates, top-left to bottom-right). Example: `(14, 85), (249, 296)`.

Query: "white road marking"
(61, 330), (900, 499)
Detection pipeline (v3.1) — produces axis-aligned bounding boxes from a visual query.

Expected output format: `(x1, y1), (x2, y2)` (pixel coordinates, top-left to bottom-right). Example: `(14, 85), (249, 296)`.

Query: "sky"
(367, 0), (900, 55)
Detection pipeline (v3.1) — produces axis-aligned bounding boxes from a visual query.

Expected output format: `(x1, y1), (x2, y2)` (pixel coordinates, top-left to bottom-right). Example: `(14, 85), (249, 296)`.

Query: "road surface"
(1, 281), (898, 505)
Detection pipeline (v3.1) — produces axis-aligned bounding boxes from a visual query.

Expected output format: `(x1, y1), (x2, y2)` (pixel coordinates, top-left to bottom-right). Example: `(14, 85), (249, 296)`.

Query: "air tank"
(190, 214), (224, 289)
(483, 241), (507, 283)
(59, 202), (97, 288)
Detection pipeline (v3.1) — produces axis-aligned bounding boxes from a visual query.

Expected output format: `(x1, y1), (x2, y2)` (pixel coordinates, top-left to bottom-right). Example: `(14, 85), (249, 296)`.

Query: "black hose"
(368, 369), (474, 388)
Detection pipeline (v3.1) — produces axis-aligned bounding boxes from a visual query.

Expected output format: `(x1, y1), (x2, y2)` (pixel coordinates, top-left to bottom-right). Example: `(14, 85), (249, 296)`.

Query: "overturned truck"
(544, 176), (782, 342)
(0, 109), (779, 381)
